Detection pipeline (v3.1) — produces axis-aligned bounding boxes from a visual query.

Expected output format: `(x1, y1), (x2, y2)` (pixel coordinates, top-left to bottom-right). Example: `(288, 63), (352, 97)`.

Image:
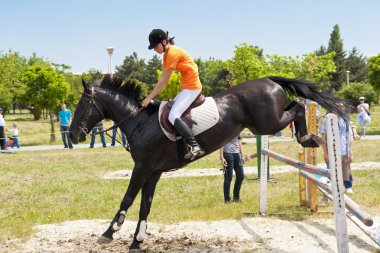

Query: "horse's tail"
(268, 76), (349, 120)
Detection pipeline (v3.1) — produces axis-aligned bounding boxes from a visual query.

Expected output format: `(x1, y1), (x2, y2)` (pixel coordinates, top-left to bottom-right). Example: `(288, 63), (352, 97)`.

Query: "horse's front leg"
(98, 166), (149, 243)
(129, 172), (162, 250)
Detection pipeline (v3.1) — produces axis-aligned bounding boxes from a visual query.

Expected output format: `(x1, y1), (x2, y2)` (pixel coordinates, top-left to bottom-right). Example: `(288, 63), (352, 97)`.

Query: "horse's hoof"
(128, 249), (141, 253)
(97, 235), (113, 244)
(129, 239), (142, 250)
(299, 134), (324, 148)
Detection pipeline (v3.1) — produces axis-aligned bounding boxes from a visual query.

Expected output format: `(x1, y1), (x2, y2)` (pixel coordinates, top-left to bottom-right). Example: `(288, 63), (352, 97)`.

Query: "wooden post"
(306, 102), (318, 212)
(298, 149), (307, 207)
(326, 113), (349, 253)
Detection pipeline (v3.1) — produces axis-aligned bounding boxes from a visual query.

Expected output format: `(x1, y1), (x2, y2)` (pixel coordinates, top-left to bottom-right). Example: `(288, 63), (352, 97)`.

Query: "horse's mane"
(94, 74), (142, 103)
(93, 74), (160, 114)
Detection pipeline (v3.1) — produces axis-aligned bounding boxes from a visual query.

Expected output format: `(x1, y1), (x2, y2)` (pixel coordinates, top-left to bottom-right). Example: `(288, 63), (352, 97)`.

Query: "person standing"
(58, 103), (73, 149)
(320, 113), (353, 195)
(0, 108), (8, 150)
(111, 121), (127, 147)
(9, 123), (20, 148)
(141, 29), (204, 160)
(90, 121), (107, 148)
(220, 133), (245, 203)
(356, 96), (371, 139)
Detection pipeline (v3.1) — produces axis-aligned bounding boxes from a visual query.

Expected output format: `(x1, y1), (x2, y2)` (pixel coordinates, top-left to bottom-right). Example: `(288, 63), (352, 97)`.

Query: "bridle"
(77, 86), (142, 152)
(78, 87), (106, 137)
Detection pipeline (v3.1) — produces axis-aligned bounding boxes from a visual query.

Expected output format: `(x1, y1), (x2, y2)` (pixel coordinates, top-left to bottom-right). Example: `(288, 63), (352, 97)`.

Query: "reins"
(94, 108), (143, 152)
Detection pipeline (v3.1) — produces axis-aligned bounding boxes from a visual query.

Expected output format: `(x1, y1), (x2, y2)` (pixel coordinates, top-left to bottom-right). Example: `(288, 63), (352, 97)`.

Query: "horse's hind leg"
(129, 172), (162, 250)
(263, 101), (323, 148)
(289, 102), (324, 148)
(98, 166), (148, 243)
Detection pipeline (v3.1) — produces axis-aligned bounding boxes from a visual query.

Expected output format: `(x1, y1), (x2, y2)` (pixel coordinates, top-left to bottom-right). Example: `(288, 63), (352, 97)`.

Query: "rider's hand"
(141, 98), (151, 108)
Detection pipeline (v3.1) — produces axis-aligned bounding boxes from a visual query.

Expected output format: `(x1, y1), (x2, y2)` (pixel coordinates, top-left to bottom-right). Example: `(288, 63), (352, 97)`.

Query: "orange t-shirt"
(163, 45), (202, 90)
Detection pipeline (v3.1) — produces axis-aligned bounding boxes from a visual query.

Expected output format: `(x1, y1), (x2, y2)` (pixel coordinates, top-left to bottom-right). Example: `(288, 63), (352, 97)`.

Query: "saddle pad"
(158, 97), (220, 141)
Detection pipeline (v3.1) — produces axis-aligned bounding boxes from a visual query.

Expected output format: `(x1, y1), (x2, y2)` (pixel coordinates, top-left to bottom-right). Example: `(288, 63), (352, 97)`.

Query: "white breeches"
(168, 89), (202, 125)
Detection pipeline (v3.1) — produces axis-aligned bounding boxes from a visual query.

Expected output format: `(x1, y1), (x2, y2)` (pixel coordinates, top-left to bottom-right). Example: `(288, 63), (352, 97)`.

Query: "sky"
(1, 0), (379, 74)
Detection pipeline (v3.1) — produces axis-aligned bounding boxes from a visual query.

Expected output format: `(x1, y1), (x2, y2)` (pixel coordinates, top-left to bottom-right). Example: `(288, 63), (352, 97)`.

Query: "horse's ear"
(82, 78), (89, 93)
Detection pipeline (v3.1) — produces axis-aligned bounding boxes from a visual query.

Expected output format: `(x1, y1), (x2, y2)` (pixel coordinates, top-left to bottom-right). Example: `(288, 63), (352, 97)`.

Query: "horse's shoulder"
(145, 101), (161, 115)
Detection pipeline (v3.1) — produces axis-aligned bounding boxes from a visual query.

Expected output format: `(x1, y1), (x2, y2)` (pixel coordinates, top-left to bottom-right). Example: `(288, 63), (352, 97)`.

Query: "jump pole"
(259, 135), (269, 215)
(256, 135), (261, 177)
(325, 113), (349, 253)
(259, 114), (349, 252)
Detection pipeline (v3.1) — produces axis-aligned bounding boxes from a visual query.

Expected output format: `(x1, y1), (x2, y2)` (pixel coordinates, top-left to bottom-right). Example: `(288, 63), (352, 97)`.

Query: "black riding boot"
(173, 118), (205, 160)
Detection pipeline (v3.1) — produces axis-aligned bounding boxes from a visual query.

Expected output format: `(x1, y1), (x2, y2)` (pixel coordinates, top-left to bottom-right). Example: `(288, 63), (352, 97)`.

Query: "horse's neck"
(100, 92), (140, 134)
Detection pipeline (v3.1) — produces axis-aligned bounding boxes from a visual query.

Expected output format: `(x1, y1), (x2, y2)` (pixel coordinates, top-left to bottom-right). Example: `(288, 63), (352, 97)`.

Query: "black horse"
(69, 75), (346, 250)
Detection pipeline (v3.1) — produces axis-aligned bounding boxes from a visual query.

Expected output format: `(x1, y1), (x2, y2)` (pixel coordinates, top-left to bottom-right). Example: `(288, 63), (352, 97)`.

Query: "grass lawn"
(2, 113), (115, 146)
(3, 105), (380, 146)
(1, 141), (379, 243)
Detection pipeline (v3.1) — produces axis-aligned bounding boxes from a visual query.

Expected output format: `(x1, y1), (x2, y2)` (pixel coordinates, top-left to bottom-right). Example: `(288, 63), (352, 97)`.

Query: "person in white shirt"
(356, 96), (371, 139)
(0, 108), (8, 150)
(9, 123), (20, 148)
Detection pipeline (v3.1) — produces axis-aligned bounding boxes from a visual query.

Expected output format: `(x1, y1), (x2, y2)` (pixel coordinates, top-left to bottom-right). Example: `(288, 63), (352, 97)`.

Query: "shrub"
(338, 82), (377, 106)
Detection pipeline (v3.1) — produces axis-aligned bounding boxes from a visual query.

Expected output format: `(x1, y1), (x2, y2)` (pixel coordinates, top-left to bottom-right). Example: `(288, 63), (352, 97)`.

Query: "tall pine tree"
(346, 47), (368, 83)
(327, 24), (346, 90)
(145, 55), (162, 89)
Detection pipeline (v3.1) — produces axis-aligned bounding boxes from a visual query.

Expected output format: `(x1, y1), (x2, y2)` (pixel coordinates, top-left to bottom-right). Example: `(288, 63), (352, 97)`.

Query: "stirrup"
(184, 145), (205, 160)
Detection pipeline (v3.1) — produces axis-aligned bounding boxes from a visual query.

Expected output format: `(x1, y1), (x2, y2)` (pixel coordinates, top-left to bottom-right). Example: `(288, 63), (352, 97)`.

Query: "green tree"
(266, 54), (300, 78)
(327, 24), (346, 90)
(346, 47), (368, 83)
(156, 70), (181, 100)
(227, 43), (269, 82)
(0, 50), (28, 113)
(63, 72), (82, 110)
(22, 65), (70, 141)
(315, 45), (328, 56)
(81, 68), (103, 84)
(338, 82), (376, 106)
(368, 54), (380, 98)
(299, 52), (336, 88)
(265, 53), (336, 89)
(27, 53), (50, 68)
(145, 55), (162, 89)
(201, 58), (234, 95)
(115, 52), (147, 81)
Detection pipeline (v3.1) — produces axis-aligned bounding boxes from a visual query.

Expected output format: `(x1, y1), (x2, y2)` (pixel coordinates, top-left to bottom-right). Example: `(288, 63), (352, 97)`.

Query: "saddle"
(160, 94), (206, 135)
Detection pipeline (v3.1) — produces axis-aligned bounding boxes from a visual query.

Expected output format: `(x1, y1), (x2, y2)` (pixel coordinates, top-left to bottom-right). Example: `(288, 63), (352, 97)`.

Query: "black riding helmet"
(148, 29), (169, 50)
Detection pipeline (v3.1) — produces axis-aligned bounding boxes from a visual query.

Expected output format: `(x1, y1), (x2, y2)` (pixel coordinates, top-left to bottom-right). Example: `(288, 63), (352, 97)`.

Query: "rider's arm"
(142, 69), (173, 107)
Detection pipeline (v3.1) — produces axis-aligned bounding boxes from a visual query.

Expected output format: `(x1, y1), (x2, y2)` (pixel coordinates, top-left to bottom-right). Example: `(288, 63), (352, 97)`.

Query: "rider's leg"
(169, 89), (204, 159)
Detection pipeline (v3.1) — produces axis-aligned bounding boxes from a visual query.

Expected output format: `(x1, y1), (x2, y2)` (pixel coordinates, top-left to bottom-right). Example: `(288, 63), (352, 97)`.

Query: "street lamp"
(346, 70), (350, 85)
(106, 47), (114, 75)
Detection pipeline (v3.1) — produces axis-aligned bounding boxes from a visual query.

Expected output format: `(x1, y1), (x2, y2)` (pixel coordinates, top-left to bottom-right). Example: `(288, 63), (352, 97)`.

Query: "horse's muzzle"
(69, 131), (86, 144)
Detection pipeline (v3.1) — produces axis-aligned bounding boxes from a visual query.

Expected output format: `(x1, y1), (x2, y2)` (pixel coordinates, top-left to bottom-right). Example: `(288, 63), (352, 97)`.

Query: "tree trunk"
(49, 111), (56, 143)
(30, 107), (42, 120)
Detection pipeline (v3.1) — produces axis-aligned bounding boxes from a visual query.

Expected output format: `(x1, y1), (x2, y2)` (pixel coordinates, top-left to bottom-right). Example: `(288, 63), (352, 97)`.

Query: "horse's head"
(69, 78), (106, 144)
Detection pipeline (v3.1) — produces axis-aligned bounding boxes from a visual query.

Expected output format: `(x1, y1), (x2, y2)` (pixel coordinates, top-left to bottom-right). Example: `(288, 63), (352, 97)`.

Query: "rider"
(141, 29), (205, 160)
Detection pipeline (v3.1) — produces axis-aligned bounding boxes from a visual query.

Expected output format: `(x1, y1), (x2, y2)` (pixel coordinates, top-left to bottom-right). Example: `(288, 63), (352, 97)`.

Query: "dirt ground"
(2, 217), (379, 253)
(3, 162), (379, 252)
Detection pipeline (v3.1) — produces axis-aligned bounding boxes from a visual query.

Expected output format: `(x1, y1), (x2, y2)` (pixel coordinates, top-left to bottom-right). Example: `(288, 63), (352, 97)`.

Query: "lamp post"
(346, 70), (350, 85)
(106, 47), (114, 74)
